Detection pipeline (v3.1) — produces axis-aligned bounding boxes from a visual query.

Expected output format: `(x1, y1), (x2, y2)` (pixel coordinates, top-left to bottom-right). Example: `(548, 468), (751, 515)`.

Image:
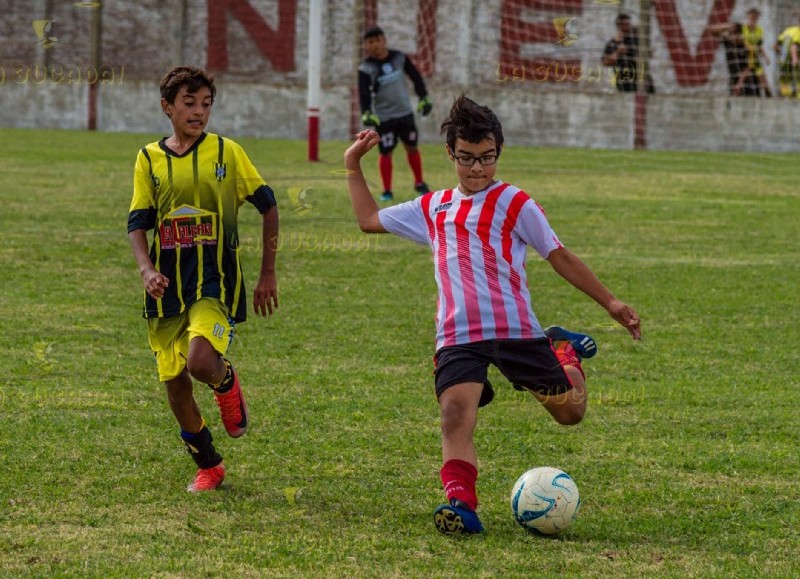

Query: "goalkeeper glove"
(361, 111), (380, 127)
(417, 96), (432, 116)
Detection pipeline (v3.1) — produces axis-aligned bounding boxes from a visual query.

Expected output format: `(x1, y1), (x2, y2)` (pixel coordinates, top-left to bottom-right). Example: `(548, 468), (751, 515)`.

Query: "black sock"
(209, 358), (234, 394)
(180, 425), (223, 469)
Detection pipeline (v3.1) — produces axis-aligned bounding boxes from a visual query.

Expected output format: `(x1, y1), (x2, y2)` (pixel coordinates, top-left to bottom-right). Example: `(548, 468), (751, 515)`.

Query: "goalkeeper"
(358, 26), (432, 201)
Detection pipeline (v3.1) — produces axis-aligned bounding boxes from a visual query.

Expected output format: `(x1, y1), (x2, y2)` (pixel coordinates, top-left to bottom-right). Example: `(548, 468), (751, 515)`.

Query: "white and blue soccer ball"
(510, 466), (580, 535)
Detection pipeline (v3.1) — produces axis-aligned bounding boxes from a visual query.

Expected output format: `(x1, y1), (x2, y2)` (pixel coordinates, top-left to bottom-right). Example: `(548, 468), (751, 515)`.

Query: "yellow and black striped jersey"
(742, 24), (764, 69)
(778, 26), (800, 47)
(128, 132), (276, 322)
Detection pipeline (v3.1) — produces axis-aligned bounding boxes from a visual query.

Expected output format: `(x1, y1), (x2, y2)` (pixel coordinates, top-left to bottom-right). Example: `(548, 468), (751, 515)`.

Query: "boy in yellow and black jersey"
(128, 66), (279, 492)
(742, 7), (772, 96)
(775, 13), (800, 97)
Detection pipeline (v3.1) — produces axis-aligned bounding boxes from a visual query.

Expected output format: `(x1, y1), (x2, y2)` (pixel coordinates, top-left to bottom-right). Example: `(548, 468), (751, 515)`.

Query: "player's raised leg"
(187, 335), (249, 439)
(184, 299), (249, 438)
(535, 329), (594, 425)
(532, 362), (587, 426)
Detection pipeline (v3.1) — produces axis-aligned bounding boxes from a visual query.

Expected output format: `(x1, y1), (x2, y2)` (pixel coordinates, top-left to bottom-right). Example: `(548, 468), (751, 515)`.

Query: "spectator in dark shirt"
(711, 22), (757, 96)
(602, 13), (655, 93)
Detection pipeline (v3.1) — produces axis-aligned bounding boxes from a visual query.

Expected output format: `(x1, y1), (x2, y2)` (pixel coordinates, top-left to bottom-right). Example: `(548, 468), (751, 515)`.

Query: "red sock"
(406, 149), (424, 184)
(440, 459), (478, 511)
(379, 154), (392, 192)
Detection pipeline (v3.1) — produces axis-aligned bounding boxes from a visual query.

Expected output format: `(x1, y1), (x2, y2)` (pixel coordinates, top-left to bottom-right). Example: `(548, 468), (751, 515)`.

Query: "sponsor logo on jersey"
(434, 202), (453, 213)
(159, 204), (218, 250)
(377, 68), (402, 85)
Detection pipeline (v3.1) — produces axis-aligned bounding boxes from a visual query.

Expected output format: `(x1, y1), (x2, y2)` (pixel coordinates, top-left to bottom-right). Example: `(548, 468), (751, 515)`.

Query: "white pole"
(307, 0), (323, 161)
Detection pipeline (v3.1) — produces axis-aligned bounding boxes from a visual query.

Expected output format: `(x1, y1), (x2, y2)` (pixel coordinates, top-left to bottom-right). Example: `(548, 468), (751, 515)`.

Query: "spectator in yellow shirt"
(742, 7), (772, 97)
(775, 14), (800, 96)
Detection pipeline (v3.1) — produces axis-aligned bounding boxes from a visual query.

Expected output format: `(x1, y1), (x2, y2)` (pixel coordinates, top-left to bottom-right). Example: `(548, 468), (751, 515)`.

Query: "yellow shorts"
(147, 298), (234, 382)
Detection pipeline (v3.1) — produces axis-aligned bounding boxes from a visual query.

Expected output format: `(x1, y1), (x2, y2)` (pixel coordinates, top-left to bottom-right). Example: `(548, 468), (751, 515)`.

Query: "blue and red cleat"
(433, 499), (484, 535)
(544, 326), (597, 359)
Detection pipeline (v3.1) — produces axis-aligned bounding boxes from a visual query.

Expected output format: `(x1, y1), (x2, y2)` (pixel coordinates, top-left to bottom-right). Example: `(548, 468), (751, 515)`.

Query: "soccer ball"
(510, 466), (580, 535)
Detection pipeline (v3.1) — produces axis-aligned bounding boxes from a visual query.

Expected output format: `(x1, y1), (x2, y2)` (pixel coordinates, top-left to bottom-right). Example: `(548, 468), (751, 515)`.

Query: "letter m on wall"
(207, 0), (297, 72)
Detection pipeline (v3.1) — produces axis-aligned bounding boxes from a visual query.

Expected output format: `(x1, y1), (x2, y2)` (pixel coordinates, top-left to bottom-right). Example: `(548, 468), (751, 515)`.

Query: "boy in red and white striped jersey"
(344, 95), (640, 535)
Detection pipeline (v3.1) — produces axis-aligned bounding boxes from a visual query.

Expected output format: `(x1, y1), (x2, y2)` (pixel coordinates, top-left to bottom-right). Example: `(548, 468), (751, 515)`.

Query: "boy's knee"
(185, 356), (216, 382)
(439, 397), (475, 434)
(554, 406), (585, 426)
(440, 398), (464, 424)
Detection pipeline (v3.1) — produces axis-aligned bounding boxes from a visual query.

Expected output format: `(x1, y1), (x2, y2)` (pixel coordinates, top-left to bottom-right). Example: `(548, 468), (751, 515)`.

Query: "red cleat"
(554, 341), (585, 380)
(213, 369), (249, 438)
(187, 463), (225, 492)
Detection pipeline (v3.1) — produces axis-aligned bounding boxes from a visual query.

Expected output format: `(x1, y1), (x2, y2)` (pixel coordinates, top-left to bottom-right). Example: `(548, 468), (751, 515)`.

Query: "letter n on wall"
(207, 0), (297, 72)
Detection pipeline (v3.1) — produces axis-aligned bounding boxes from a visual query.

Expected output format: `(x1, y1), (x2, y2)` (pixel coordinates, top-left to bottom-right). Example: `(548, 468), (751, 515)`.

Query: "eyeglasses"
(447, 146), (498, 167)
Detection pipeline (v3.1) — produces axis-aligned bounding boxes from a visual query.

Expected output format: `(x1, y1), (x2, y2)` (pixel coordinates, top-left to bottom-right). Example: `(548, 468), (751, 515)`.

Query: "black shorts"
(433, 339), (573, 407)
(376, 114), (418, 155)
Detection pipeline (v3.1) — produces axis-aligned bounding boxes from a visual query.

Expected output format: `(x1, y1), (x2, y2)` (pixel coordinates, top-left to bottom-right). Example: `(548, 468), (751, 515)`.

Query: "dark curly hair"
(440, 94), (504, 155)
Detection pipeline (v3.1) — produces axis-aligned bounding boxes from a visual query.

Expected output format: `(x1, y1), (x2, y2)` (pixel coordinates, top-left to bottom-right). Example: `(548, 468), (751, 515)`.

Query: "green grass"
(0, 127), (798, 577)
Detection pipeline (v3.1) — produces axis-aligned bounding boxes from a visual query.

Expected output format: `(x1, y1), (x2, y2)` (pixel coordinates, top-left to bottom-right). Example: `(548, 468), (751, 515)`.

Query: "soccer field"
(0, 128), (798, 577)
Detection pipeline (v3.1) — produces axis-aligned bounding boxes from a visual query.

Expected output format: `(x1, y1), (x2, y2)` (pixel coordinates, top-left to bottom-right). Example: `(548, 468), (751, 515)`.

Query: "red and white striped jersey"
(378, 181), (563, 350)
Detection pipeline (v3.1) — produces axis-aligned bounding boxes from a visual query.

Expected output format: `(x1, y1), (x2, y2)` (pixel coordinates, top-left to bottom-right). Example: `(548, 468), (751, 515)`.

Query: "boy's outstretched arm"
(344, 130), (387, 233)
(547, 247), (641, 340)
